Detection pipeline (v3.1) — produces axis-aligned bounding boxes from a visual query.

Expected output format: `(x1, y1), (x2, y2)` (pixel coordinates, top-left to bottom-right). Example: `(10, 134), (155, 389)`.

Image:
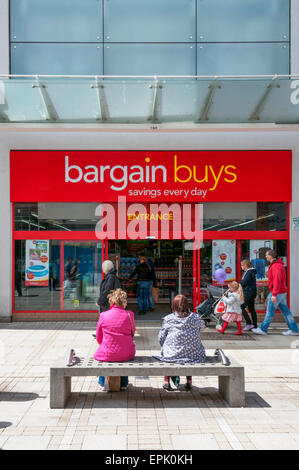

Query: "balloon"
(214, 268), (227, 283)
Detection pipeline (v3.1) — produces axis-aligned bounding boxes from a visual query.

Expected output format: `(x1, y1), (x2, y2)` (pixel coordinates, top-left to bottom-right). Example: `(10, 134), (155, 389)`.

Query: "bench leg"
(218, 371), (245, 407)
(50, 369), (71, 409)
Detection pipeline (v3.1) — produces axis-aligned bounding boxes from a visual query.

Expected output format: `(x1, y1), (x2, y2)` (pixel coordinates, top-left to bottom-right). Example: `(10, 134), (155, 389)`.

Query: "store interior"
(108, 240), (193, 315)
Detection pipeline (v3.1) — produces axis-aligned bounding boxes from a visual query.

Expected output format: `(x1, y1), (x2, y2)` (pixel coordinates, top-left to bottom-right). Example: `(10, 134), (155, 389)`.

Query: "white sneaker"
(282, 330), (299, 336)
(252, 327), (267, 335)
(243, 324), (254, 331)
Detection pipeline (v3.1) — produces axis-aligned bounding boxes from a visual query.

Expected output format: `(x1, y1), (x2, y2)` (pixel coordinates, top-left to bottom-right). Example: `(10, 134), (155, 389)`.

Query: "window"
(14, 202), (288, 232)
(14, 240), (104, 311)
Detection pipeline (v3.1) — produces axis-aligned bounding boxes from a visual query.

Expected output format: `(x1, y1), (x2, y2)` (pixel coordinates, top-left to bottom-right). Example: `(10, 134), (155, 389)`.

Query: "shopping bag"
(107, 376), (121, 391)
(214, 299), (226, 314)
(152, 286), (159, 303)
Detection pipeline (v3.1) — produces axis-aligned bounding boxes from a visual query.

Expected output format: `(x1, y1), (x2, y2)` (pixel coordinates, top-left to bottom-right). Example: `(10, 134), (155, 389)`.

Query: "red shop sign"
(10, 150), (292, 202)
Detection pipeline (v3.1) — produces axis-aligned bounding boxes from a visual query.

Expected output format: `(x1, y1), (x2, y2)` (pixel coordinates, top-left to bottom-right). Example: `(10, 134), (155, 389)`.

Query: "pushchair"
(195, 285), (226, 327)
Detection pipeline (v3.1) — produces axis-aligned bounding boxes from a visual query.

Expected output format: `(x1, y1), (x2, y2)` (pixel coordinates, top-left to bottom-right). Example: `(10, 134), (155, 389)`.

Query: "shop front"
(11, 149), (291, 321)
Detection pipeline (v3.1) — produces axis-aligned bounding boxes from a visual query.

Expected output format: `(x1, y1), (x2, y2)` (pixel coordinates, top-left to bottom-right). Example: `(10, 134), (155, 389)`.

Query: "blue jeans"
(137, 281), (151, 312)
(98, 376), (128, 387)
(261, 293), (299, 333)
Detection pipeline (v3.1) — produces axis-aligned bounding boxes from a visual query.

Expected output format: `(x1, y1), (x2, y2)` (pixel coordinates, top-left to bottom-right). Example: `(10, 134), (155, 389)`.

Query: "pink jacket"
(94, 305), (136, 362)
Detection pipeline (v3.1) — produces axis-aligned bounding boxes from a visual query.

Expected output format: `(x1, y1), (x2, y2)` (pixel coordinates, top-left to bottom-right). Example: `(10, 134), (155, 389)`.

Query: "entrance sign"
(94, 200), (203, 240)
(10, 150), (292, 203)
(25, 240), (49, 286)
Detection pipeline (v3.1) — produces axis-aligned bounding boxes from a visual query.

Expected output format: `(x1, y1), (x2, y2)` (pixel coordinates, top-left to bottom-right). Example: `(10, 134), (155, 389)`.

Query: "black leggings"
(241, 295), (257, 328)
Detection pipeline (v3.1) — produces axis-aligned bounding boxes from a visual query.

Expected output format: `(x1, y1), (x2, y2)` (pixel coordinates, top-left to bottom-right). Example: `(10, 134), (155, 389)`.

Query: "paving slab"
(1, 321), (299, 450)
(171, 433), (221, 450)
(2, 435), (52, 450)
(81, 435), (127, 450)
(248, 433), (299, 450)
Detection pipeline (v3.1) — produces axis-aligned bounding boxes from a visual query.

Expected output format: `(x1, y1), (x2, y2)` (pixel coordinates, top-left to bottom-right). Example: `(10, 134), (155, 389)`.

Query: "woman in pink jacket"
(94, 288), (136, 391)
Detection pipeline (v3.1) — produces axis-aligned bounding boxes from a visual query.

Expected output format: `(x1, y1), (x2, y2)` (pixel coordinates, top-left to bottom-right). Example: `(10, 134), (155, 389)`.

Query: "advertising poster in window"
(25, 240), (49, 286)
(212, 240), (236, 285)
(249, 240), (273, 286)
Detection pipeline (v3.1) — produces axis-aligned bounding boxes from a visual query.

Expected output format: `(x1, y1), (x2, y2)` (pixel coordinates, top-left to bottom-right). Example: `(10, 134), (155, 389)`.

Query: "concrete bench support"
(218, 369), (245, 407)
(50, 351), (245, 409)
(50, 369), (71, 409)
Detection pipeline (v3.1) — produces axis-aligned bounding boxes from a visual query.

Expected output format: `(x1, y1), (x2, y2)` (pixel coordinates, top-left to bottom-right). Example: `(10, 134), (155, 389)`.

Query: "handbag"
(107, 376), (121, 392)
(214, 299), (226, 314)
(152, 286), (159, 303)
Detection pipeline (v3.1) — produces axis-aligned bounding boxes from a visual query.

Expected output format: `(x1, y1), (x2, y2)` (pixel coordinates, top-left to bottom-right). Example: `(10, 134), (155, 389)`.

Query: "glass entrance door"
(108, 239), (194, 314)
(62, 240), (107, 311)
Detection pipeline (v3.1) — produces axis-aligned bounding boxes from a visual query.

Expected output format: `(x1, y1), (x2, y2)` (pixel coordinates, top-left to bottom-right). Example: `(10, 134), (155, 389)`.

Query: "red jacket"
(268, 258), (287, 296)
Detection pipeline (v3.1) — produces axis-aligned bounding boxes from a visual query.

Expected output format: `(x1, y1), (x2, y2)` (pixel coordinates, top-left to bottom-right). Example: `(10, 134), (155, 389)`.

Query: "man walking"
(252, 249), (299, 336)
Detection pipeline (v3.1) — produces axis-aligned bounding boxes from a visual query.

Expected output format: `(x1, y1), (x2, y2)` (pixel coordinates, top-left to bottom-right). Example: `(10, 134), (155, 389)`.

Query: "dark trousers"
(241, 295), (258, 328)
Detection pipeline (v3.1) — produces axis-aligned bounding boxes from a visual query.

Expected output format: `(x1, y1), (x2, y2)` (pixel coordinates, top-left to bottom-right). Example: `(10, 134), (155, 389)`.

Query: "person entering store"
(96, 260), (121, 313)
(240, 259), (258, 331)
(129, 254), (153, 315)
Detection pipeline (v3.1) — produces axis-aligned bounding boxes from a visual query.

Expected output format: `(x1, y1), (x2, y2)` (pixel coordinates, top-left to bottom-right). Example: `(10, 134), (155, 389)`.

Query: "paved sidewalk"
(0, 321), (299, 450)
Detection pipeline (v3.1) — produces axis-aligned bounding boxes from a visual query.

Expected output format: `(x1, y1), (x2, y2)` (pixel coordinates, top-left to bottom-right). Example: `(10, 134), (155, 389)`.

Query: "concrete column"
(290, 0), (299, 317)
(0, 0), (9, 74)
(0, 145), (11, 321)
(290, 146), (299, 317)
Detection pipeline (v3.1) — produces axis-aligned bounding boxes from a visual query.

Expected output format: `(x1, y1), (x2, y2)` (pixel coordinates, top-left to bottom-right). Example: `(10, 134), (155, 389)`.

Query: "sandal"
(170, 376), (180, 388)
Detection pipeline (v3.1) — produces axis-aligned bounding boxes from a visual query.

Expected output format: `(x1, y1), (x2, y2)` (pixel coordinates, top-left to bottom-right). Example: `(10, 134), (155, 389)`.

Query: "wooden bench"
(50, 349), (245, 408)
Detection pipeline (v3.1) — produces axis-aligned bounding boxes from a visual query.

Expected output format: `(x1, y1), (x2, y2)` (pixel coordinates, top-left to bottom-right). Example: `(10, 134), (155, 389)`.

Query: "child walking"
(217, 281), (244, 335)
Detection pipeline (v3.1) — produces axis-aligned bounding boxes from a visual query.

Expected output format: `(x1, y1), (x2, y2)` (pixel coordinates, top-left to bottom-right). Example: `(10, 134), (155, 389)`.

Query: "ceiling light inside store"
(21, 219), (46, 229)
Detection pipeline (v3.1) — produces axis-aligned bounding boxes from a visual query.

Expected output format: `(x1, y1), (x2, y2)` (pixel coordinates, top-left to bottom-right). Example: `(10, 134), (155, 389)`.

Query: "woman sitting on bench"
(94, 288), (136, 391)
(154, 294), (206, 391)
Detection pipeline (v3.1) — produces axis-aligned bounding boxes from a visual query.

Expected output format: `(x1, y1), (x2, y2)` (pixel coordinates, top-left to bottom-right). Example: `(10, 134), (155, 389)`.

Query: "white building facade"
(0, 0), (299, 322)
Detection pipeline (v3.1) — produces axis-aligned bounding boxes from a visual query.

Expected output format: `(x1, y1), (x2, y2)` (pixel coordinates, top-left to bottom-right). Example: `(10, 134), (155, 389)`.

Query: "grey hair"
(102, 260), (114, 274)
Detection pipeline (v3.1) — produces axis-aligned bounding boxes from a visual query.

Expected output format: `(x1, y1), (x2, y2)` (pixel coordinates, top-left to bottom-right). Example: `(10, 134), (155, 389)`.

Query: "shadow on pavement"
(67, 389), (271, 409)
(0, 392), (40, 402)
(0, 323), (97, 331)
(0, 421), (12, 429)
